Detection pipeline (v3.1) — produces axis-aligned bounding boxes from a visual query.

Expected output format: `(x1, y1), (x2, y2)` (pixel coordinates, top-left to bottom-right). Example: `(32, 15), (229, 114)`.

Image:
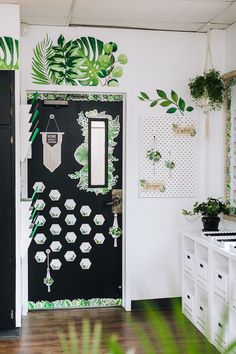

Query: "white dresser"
(182, 231), (236, 353)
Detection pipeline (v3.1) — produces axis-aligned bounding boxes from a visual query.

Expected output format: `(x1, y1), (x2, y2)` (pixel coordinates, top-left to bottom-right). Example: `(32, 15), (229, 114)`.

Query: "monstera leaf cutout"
(0, 36), (19, 70)
(73, 37), (115, 86)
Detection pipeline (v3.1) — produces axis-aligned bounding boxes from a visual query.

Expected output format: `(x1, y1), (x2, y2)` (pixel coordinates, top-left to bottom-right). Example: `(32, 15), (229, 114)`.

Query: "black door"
(28, 93), (123, 310)
(0, 71), (15, 329)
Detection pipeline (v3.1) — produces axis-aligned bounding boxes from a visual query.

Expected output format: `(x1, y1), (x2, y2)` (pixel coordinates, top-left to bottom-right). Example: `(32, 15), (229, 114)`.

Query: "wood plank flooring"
(0, 306), (219, 354)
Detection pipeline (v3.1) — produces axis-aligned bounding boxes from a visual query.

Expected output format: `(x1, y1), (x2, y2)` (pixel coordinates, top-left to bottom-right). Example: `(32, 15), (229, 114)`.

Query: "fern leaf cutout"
(32, 35), (53, 84)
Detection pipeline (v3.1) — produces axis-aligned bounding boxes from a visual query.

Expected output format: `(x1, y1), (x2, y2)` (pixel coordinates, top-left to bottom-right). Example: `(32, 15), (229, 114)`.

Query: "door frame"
(0, 71), (16, 329)
(22, 86), (132, 312)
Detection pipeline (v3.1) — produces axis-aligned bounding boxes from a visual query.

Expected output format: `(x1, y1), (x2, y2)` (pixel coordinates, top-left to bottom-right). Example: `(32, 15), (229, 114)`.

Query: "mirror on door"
(88, 118), (108, 188)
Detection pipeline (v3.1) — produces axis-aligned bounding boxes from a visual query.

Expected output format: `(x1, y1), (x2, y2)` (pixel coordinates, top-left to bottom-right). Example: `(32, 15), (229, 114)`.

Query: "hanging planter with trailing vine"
(188, 68), (224, 111)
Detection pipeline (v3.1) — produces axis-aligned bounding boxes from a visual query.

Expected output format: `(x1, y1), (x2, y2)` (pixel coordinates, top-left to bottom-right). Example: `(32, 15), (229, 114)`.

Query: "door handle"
(106, 189), (122, 213)
(105, 196), (121, 207)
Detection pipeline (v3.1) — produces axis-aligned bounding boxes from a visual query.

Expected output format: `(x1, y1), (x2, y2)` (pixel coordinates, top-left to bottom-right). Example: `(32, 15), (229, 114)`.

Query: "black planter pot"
(201, 216), (220, 231)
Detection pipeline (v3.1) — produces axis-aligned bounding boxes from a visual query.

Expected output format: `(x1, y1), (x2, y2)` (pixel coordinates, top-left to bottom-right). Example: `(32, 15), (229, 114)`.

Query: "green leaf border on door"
(28, 298), (122, 310)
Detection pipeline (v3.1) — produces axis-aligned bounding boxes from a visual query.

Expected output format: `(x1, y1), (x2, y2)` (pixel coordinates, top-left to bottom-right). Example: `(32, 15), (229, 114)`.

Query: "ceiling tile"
(21, 16), (67, 26)
(71, 0), (230, 28)
(21, 0), (72, 17)
(211, 1), (236, 24)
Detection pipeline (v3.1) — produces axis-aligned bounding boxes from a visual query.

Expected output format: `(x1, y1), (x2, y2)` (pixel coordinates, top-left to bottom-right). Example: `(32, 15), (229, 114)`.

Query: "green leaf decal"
(139, 88), (194, 116)
(112, 66), (123, 78)
(167, 107), (177, 114)
(74, 144), (88, 165)
(178, 97), (186, 111)
(140, 91), (149, 100)
(31, 35), (128, 87)
(0, 36), (19, 70)
(157, 90), (167, 99)
(104, 42), (113, 54)
(186, 106), (194, 112)
(108, 79), (119, 87)
(118, 54), (128, 64)
(171, 90), (178, 103)
(32, 35), (53, 84)
(160, 100), (171, 107)
(150, 100), (159, 107)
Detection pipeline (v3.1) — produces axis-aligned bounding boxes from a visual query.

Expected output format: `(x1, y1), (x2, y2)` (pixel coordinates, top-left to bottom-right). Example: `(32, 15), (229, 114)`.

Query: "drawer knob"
(187, 295), (190, 299)
(200, 263), (203, 268)
(200, 306), (203, 311)
(218, 274), (222, 279)
(187, 255), (190, 259)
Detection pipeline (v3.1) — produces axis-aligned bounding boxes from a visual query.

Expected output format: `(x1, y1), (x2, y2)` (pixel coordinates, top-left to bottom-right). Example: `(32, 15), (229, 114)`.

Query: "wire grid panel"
(139, 115), (199, 198)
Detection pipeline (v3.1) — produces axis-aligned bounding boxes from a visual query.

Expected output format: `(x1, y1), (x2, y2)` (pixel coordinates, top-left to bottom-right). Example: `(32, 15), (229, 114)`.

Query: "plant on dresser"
(182, 197), (230, 231)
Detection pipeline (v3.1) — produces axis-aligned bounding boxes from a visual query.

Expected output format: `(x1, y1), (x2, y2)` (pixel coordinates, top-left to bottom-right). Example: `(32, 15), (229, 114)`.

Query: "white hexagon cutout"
(35, 251), (46, 263)
(64, 199), (76, 210)
(65, 214), (77, 226)
(35, 215), (46, 226)
(65, 232), (77, 244)
(50, 224), (62, 235)
(80, 242), (92, 253)
(34, 233), (46, 245)
(93, 214), (105, 226)
(80, 205), (92, 217)
(50, 241), (62, 252)
(35, 199), (46, 211)
(64, 251), (76, 262)
(33, 182), (45, 193)
(49, 207), (61, 218)
(80, 258), (91, 270)
(80, 224), (91, 235)
(49, 189), (61, 201)
(50, 259), (62, 270)
(94, 233), (105, 245)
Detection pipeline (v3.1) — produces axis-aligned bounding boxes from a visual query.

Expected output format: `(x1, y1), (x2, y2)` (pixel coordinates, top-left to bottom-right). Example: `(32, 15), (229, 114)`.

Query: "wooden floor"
(0, 306), (218, 354)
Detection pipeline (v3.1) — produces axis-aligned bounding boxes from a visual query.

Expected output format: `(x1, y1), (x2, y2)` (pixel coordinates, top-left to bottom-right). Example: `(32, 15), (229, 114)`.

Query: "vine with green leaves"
(32, 34), (127, 86)
(138, 89), (194, 116)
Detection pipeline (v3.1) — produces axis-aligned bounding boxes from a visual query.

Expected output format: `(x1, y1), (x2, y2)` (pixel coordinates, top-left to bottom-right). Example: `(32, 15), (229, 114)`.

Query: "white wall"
(20, 25), (226, 308)
(0, 3), (21, 327)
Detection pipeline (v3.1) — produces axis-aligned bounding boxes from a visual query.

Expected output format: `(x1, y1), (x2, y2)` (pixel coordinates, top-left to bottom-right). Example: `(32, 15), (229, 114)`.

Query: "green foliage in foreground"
(59, 302), (236, 354)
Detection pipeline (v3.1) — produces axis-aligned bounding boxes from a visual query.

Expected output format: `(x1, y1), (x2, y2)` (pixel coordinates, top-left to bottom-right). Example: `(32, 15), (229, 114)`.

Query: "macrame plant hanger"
(41, 114), (64, 172)
(204, 28), (214, 139)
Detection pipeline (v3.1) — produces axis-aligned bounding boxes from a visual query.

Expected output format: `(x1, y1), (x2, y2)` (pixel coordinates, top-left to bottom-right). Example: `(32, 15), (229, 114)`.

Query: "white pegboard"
(139, 115), (198, 198)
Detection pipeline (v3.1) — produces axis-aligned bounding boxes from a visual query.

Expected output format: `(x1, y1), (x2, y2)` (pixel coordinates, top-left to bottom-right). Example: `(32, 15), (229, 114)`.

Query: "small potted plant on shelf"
(188, 69), (224, 111)
(182, 197), (230, 231)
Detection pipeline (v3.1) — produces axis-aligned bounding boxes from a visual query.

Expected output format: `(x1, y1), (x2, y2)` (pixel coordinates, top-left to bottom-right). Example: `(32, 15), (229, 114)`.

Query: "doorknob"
(106, 189), (122, 214)
(105, 196), (121, 206)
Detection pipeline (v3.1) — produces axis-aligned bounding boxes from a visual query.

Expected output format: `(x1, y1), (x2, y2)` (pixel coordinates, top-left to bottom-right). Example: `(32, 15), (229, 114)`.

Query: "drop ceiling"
(1, 0), (236, 32)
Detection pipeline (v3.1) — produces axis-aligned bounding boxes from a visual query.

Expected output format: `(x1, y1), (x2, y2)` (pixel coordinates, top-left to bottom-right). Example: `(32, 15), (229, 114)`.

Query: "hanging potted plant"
(182, 197), (230, 231)
(188, 69), (224, 111)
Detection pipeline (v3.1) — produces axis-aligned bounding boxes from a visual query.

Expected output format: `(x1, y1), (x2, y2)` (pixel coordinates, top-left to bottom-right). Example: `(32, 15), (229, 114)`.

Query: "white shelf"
(182, 231), (236, 353)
